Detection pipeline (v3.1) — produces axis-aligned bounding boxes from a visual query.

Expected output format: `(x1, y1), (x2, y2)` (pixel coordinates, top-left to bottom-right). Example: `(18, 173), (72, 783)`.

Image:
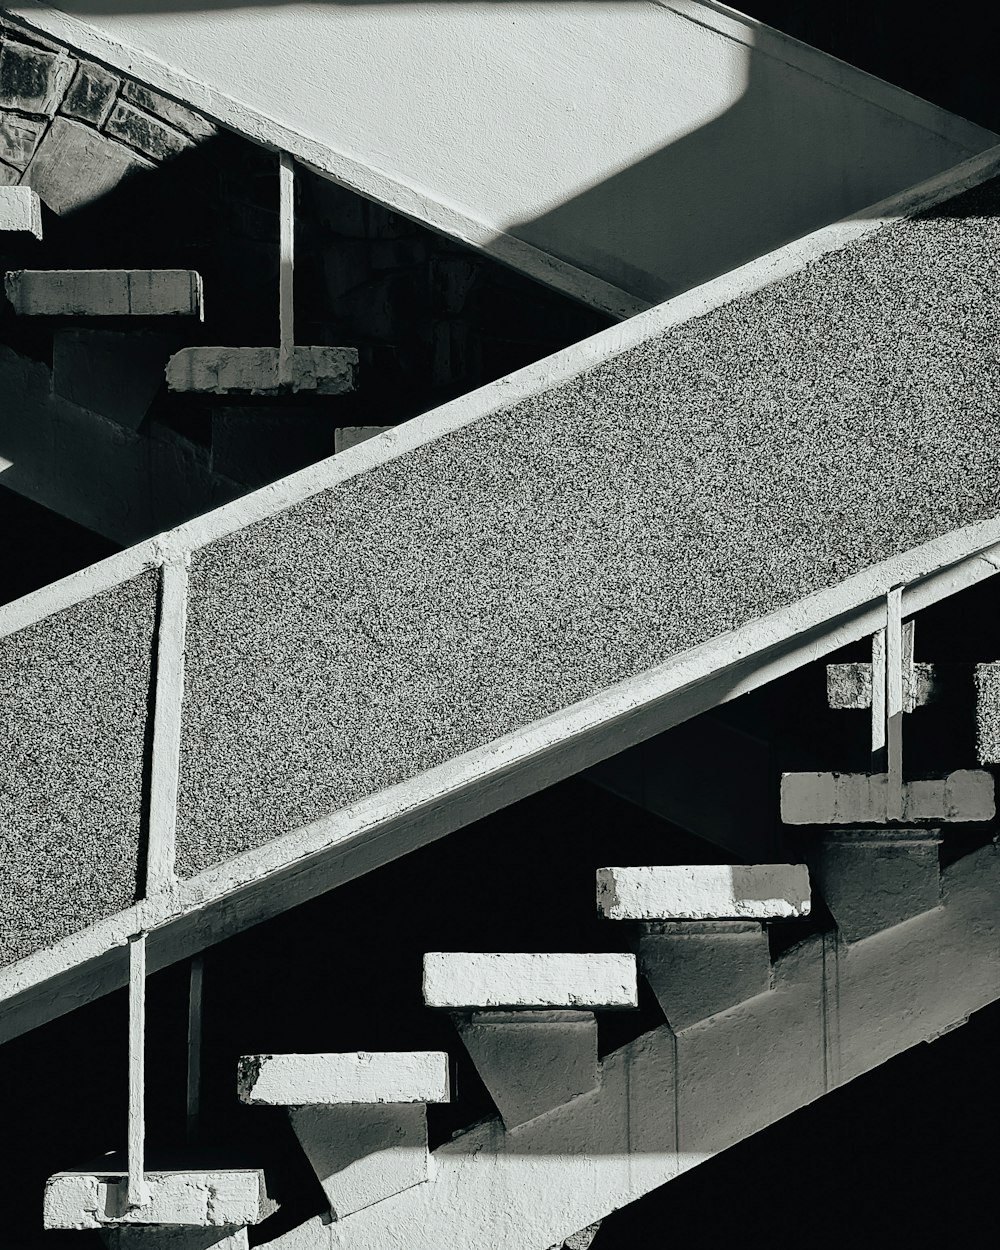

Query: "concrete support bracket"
(454, 1010), (599, 1130)
(102, 1228), (249, 1249)
(639, 921), (772, 1031)
(807, 828), (943, 944)
(289, 1102), (432, 1221)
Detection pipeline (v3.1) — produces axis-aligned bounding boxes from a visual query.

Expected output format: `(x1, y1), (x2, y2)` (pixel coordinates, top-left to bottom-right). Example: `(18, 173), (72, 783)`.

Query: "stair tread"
(238, 1050), (450, 1105)
(423, 952), (638, 1009)
(597, 864), (811, 921)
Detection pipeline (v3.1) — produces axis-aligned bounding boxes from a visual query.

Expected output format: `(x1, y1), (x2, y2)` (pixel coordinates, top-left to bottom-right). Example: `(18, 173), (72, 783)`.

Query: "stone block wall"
(0, 15), (215, 214)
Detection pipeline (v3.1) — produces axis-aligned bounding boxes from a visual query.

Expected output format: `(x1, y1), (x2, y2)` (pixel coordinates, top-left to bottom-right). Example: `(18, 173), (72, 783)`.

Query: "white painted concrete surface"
(238, 1052), (450, 1106)
(166, 346), (357, 396)
(423, 953), (638, 1010)
(597, 865), (811, 920)
(10, 2), (994, 309)
(781, 769), (995, 824)
(5, 270), (203, 317)
(44, 1170), (265, 1229)
(0, 186), (42, 238)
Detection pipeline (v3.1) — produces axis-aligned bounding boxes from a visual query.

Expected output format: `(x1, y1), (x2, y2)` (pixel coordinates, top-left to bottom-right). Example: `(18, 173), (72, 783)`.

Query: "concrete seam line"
(145, 545), (189, 896)
(2, 140), (1000, 646)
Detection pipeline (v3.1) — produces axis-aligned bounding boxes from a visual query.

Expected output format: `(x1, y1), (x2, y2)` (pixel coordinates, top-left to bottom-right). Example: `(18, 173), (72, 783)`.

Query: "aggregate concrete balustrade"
(43, 1170), (266, 1229)
(780, 769), (994, 824)
(0, 572), (156, 966)
(4, 269), (203, 316)
(239, 1052), (450, 1219)
(9, 154), (1000, 1034)
(0, 185), (41, 237)
(237, 1051), (450, 1105)
(165, 346), (358, 396)
(595, 865), (811, 920)
(422, 953), (638, 1010)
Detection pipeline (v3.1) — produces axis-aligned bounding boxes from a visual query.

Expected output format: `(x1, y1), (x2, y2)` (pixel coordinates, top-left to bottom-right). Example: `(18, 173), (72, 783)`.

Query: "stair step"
(781, 769), (994, 824)
(423, 952), (638, 1009)
(102, 1229), (248, 1248)
(335, 425), (392, 453)
(165, 345), (357, 395)
(4, 269), (203, 317)
(0, 186), (42, 238)
(237, 1051), (450, 1106)
(43, 1170), (266, 1230)
(827, 660), (943, 710)
(596, 864), (811, 920)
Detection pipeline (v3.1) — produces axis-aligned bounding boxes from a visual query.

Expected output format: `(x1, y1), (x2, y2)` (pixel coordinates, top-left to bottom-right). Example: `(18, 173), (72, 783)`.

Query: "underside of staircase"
(3, 6), (1000, 1246)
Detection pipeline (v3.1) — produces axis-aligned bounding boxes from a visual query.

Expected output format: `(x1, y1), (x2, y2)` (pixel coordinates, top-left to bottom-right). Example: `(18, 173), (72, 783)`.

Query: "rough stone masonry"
(0, 15), (215, 211)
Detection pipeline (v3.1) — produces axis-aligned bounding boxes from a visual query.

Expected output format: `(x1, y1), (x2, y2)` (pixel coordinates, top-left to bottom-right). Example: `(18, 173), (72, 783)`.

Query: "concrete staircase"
(5, 142), (1000, 1246)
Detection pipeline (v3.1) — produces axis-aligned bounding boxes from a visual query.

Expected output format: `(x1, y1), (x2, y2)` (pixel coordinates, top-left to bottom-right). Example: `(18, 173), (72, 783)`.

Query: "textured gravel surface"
(175, 178), (1000, 875)
(0, 573), (155, 964)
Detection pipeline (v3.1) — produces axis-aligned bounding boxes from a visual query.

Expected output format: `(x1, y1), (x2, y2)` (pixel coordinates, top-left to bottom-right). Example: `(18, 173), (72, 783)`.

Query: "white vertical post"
(278, 152), (295, 385)
(146, 553), (188, 895)
(886, 587), (904, 821)
(871, 628), (886, 769)
(127, 932), (149, 1210)
(186, 955), (204, 1146)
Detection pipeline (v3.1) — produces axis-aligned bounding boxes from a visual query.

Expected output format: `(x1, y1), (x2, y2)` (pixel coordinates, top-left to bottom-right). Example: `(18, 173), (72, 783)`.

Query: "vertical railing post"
(127, 932), (149, 1209)
(885, 586), (904, 821)
(278, 152), (295, 386)
(146, 550), (189, 895)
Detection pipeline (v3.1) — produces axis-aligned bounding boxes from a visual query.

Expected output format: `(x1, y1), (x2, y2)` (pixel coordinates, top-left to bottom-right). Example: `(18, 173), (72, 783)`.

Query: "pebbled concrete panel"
(0, 573), (155, 966)
(167, 175), (1000, 873)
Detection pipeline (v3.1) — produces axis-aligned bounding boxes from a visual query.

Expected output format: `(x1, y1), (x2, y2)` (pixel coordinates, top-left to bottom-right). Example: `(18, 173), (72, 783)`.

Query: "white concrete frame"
(7, 2), (997, 319)
(3, 148), (1000, 1044)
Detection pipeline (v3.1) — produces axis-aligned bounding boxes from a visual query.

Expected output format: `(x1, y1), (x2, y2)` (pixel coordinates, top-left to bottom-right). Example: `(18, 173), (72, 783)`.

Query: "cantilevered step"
(597, 865), (810, 1031)
(424, 954), (636, 1130)
(43, 1169), (266, 1230)
(0, 186), (42, 238)
(780, 769), (994, 824)
(238, 1051), (448, 1219)
(5, 270), (203, 317)
(165, 346), (357, 395)
(595, 864), (811, 920)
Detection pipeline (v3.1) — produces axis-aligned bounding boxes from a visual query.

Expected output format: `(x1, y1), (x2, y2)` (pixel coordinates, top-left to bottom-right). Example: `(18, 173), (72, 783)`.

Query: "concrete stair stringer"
(264, 841), (1000, 1250)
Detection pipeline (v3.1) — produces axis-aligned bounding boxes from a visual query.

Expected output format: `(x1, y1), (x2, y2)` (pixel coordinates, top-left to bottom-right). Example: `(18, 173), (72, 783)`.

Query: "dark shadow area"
(0, 484), (118, 604)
